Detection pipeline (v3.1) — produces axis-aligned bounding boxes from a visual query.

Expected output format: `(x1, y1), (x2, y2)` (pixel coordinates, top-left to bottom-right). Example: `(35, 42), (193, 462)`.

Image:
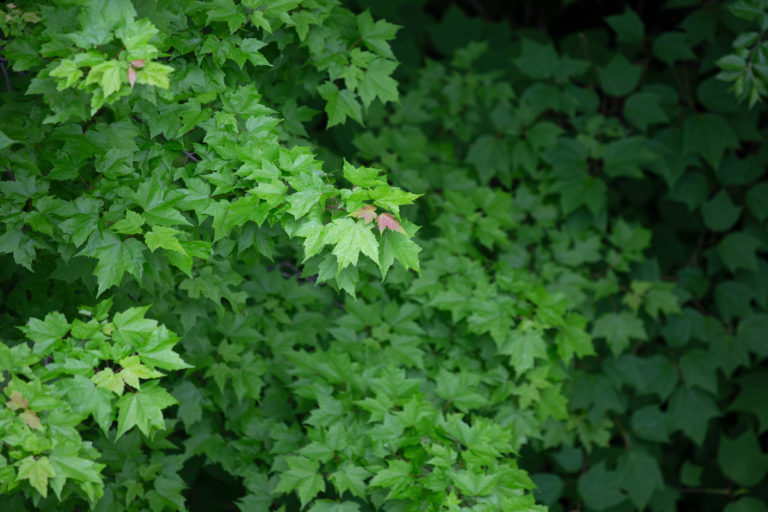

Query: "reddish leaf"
(7, 391), (28, 411)
(351, 204), (377, 223)
(131, 59), (146, 69)
(127, 67), (137, 87)
(21, 410), (42, 430)
(376, 213), (405, 233)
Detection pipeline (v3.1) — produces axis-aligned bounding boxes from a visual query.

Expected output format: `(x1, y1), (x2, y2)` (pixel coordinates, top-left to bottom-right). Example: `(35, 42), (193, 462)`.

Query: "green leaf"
(330, 464), (371, 499)
(85, 60), (123, 97)
(64, 375), (114, 432)
(497, 329), (547, 374)
(358, 58), (399, 108)
(738, 315), (768, 358)
(342, 160), (388, 188)
(0, 129), (16, 150)
(717, 431), (768, 486)
(112, 210), (145, 235)
(718, 233), (762, 272)
(618, 448), (664, 509)
(92, 233), (146, 296)
(598, 55), (642, 96)
(136, 61), (174, 89)
(318, 82), (363, 127)
(22, 312), (69, 356)
(725, 498), (768, 512)
(653, 32), (696, 65)
(668, 387), (719, 445)
(731, 371), (768, 433)
(145, 226), (186, 254)
(370, 459), (411, 493)
(49, 452), (104, 488)
(592, 312), (647, 356)
(679, 349), (718, 394)
(466, 135), (511, 185)
(309, 501), (360, 512)
(92, 368), (125, 396)
(115, 381), (178, 438)
(326, 217), (379, 271)
(435, 370), (487, 412)
(514, 39), (559, 79)
(556, 314), (595, 363)
(605, 8), (645, 43)
(118, 355), (163, 389)
(602, 137), (655, 178)
(17, 456), (55, 498)
(449, 470), (498, 497)
(746, 182), (768, 222)
(702, 190), (742, 231)
(356, 10), (399, 59)
(578, 461), (625, 510)
(623, 91), (668, 131)
(275, 456), (325, 509)
(715, 281), (754, 322)
(379, 229), (421, 278)
(172, 381), (203, 429)
(631, 405), (670, 443)
(683, 114), (739, 170)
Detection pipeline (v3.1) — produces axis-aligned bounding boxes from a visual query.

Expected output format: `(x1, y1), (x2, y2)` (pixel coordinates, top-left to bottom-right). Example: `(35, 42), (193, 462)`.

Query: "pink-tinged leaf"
(7, 390), (28, 411)
(127, 67), (137, 87)
(376, 213), (405, 233)
(131, 59), (146, 69)
(21, 410), (43, 430)
(351, 204), (377, 223)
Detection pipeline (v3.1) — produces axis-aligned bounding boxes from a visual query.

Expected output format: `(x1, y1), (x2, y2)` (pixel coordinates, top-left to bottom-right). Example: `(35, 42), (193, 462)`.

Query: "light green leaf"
(326, 218), (379, 271)
(112, 210), (145, 235)
(118, 355), (164, 389)
(136, 61), (174, 89)
(92, 368), (125, 396)
(145, 226), (186, 254)
(17, 456), (55, 498)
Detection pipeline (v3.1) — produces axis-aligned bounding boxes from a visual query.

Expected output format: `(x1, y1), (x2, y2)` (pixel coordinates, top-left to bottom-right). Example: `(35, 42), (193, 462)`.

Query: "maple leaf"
(7, 390), (28, 410)
(351, 204), (377, 223)
(376, 212), (405, 233)
(128, 67), (137, 87)
(21, 410), (43, 430)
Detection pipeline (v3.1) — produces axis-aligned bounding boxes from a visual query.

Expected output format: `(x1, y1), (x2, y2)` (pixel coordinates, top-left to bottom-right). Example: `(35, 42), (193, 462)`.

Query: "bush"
(1, 1), (767, 511)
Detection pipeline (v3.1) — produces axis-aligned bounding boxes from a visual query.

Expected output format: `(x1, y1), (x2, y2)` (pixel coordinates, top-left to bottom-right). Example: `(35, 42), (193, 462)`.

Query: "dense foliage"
(1, 0), (767, 511)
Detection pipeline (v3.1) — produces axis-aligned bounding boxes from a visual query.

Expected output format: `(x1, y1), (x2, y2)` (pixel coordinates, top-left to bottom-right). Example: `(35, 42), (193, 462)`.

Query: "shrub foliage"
(1, 1), (767, 511)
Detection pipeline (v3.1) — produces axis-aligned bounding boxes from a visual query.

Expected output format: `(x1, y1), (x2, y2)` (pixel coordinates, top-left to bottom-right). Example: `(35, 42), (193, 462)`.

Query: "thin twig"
(183, 150), (199, 163)
(0, 57), (11, 93)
